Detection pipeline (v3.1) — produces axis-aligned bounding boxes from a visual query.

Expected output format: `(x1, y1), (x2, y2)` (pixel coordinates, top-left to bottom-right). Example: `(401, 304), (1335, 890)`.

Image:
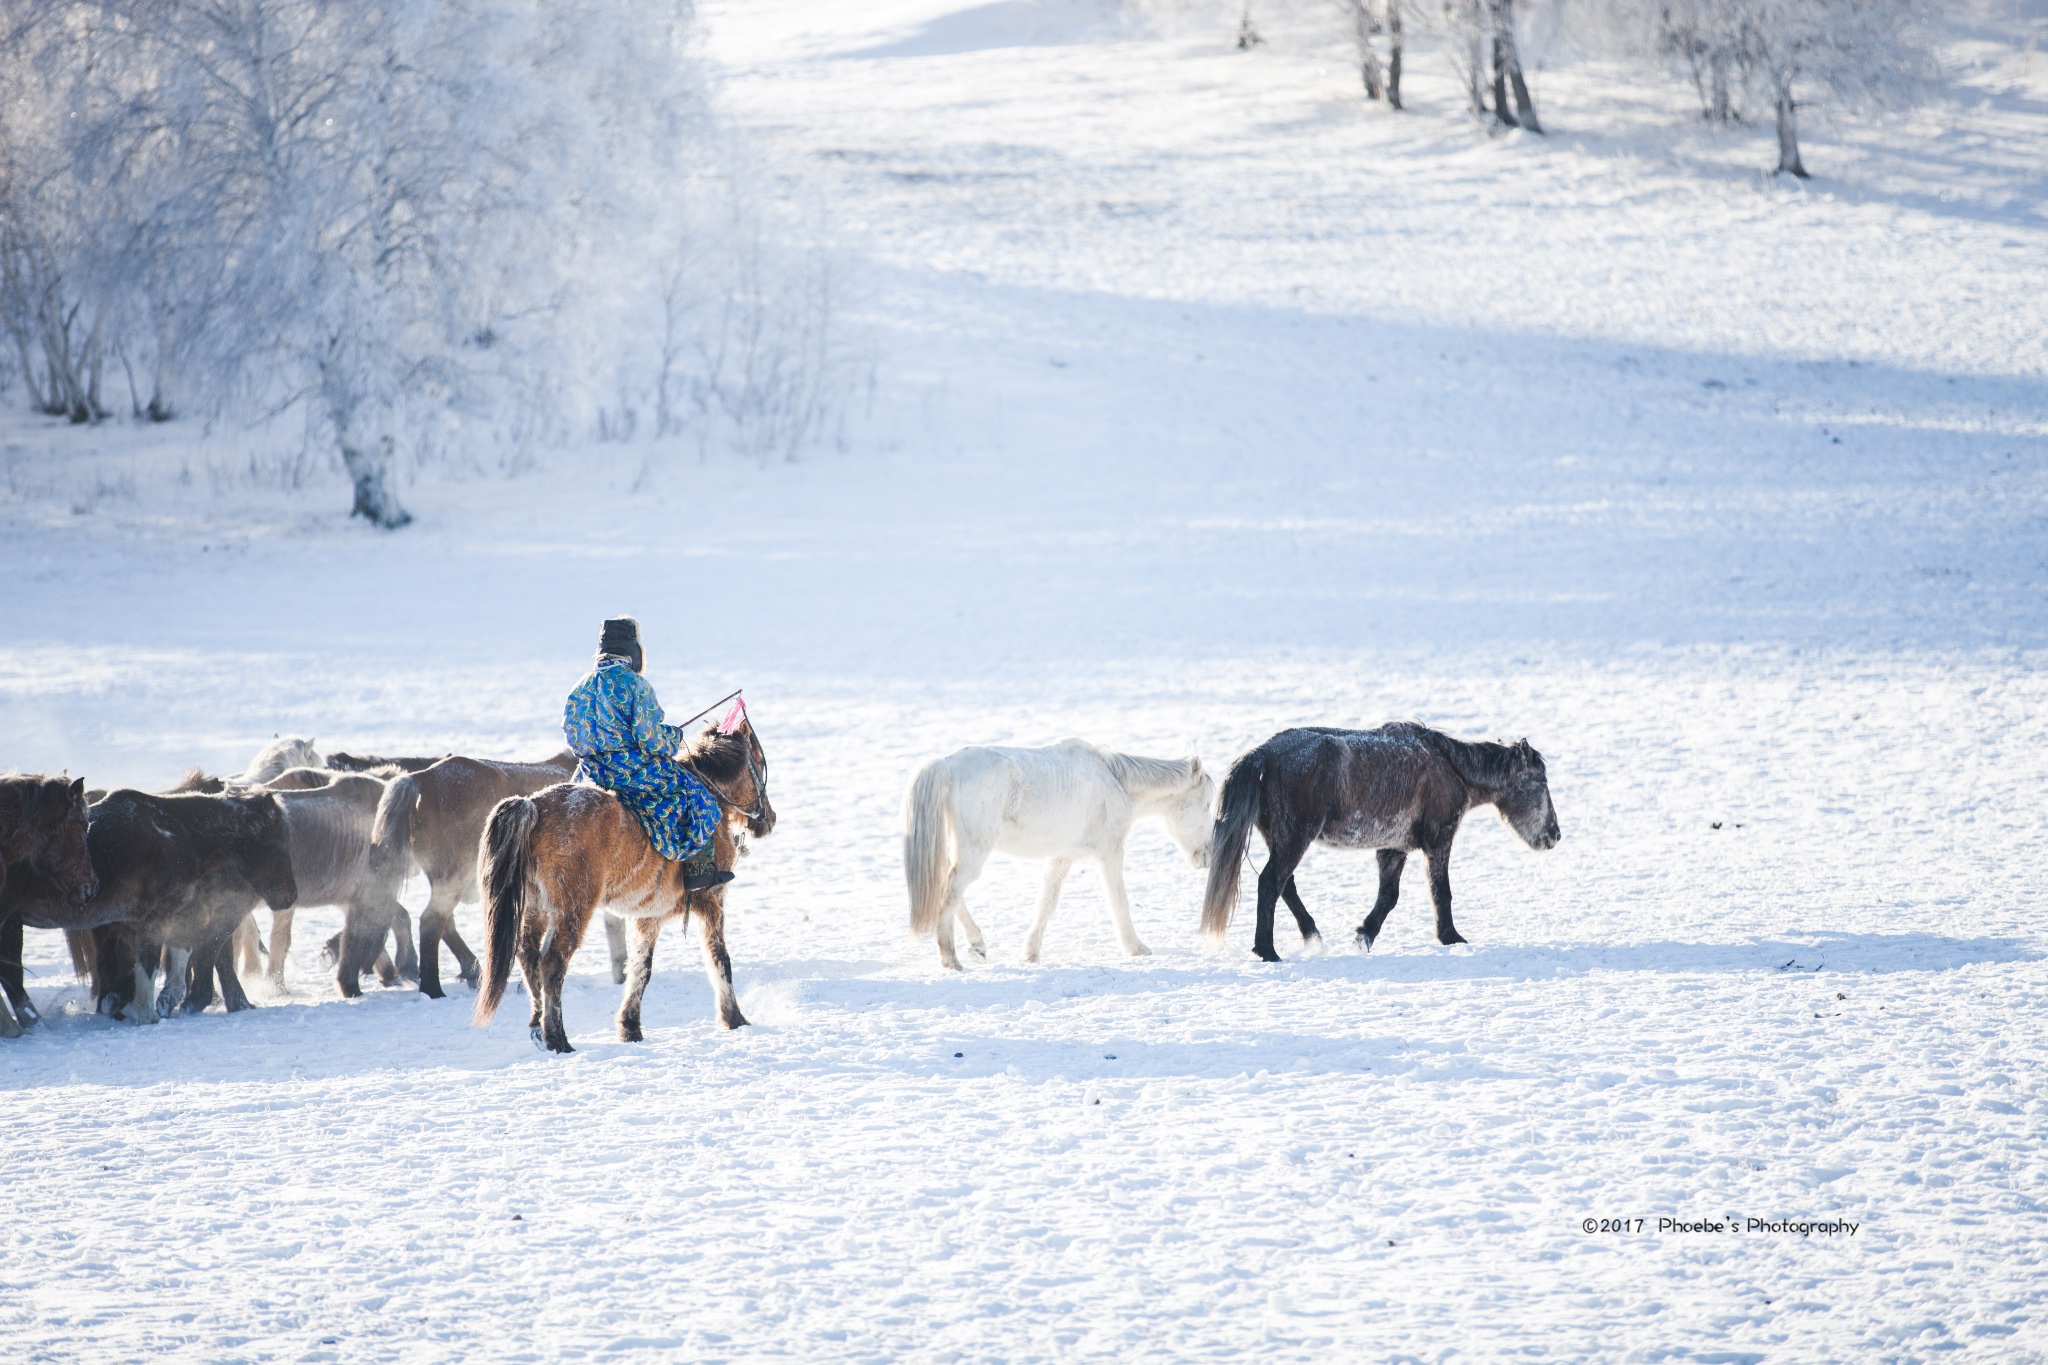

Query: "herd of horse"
(0, 716), (1559, 1053)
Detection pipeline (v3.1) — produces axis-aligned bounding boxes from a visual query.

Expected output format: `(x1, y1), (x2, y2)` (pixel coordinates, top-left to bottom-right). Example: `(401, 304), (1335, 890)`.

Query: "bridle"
(684, 727), (770, 824)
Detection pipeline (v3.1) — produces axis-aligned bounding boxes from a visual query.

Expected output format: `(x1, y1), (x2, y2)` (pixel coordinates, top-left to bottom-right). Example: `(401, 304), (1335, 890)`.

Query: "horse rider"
(563, 617), (734, 892)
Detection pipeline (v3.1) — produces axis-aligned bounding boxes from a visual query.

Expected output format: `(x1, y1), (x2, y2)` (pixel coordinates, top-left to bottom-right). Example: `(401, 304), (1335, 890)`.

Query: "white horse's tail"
(904, 760), (954, 938)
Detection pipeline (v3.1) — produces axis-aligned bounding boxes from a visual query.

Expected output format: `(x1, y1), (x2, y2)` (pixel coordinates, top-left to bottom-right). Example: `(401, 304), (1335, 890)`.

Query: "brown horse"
(0, 774), (96, 1035)
(474, 721), (775, 1053)
(354, 750), (580, 997)
(1202, 722), (1560, 961)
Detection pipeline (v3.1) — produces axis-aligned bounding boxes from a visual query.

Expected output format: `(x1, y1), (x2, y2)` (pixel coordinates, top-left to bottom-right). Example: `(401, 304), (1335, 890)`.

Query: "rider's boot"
(681, 848), (734, 892)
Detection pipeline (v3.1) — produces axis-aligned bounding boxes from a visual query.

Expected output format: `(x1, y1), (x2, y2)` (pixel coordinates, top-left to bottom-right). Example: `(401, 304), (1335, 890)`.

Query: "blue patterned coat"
(563, 658), (720, 862)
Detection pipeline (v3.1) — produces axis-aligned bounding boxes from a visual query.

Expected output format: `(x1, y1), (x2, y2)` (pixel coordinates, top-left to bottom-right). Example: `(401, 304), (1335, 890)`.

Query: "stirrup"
(683, 867), (734, 892)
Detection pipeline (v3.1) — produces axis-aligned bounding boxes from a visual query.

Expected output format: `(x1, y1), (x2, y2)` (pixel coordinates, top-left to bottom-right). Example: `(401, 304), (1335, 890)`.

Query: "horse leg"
(604, 912), (630, 987)
(417, 879), (463, 999)
(1279, 875), (1321, 949)
(156, 946), (193, 1017)
(333, 898), (394, 998)
(1021, 859), (1073, 963)
(616, 916), (662, 1042)
(936, 839), (993, 970)
(441, 892), (483, 988)
(1356, 850), (1406, 950)
(538, 917), (578, 1055)
(213, 938), (256, 1013)
(180, 941), (224, 1015)
(1424, 837), (1466, 946)
(1096, 851), (1152, 958)
(0, 915), (23, 1034)
(692, 895), (748, 1030)
(389, 903), (418, 982)
(263, 910), (292, 990)
(1, 913), (38, 1029)
(1252, 836), (1311, 963)
(517, 912), (547, 1043)
(232, 913), (263, 981)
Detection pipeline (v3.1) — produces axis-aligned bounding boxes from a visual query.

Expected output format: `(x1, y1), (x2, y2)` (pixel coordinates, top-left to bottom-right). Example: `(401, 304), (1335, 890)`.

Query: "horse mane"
(1414, 726), (1535, 790)
(0, 774), (75, 836)
(1097, 749), (1197, 794)
(166, 766), (226, 793)
(682, 726), (753, 782)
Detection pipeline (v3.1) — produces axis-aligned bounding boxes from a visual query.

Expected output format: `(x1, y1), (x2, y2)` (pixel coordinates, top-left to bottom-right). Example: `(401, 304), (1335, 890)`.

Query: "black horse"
(1202, 722), (1560, 962)
(4, 789), (297, 1020)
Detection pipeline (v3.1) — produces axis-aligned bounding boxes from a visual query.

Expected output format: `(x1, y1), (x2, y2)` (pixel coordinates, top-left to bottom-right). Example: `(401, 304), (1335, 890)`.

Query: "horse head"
(1162, 757), (1216, 868)
(232, 792), (300, 911)
(1497, 739), (1561, 851)
(37, 777), (100, 906)
(736, 721), (776, 840)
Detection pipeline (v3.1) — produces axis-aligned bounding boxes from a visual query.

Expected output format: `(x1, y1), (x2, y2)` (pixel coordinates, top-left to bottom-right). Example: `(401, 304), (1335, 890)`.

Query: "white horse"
(904, 740), (1215, 969)
(235, 735), (322, 788)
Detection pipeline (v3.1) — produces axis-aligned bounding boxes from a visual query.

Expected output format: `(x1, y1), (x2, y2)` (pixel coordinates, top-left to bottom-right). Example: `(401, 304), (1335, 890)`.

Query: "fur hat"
(598, 617), (644, 672)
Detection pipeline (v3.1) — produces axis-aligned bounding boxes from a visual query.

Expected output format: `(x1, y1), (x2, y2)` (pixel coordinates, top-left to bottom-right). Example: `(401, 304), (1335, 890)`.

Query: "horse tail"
(474, 795), (537, 1026)
(1201, 747), (1266, 940)
(66, 928), (95, 982)
(903, 759), (954, 938)
(368, 773), (419, 881)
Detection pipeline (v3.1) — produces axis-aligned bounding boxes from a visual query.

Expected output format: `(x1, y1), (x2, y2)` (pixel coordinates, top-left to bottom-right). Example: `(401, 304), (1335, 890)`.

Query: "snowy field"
(4, 1), (2048, 1360)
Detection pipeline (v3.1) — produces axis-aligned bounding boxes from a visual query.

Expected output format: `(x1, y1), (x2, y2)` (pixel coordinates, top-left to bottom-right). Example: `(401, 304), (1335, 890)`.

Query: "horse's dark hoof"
(618, 1023), (643, 1043)
(420, 982), (446, 1001)
(529, 1024), (548, 1051)
(1355, 931), (1375, 952)
(1253, 948), (1281, 964)
(548, 1037), (574, 1054)
(1439, 932), (1468, 946)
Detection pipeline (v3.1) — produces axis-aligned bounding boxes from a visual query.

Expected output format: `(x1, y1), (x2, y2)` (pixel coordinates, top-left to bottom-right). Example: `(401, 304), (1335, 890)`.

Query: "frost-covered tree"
(0, 0), (841, 525)
(1429, 0), (1542, 130)
(1632, 0), (1937, 175)
(1340, 0), (1406, 108)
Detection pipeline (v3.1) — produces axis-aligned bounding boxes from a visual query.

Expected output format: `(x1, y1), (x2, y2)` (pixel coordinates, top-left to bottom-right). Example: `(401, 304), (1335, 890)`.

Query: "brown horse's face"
(1497, 741), (1561, 851)
(41, 778), (99, 906)
(739, 724), (776, 839)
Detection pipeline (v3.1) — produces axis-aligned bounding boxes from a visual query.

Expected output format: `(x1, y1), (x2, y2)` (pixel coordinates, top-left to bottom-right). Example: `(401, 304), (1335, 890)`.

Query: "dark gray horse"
(6, 790), (298, 1020)
(1202, 722), (1560, 961)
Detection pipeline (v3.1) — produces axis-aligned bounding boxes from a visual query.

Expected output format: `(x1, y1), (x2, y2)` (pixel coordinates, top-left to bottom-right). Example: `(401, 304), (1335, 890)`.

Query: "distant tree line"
(0, 0), (840, 527)
(1254, 1), (1939, 176)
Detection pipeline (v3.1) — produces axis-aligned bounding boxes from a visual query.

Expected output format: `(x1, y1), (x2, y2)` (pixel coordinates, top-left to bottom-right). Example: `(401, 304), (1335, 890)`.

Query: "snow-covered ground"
(4, 1), (2047, 1360)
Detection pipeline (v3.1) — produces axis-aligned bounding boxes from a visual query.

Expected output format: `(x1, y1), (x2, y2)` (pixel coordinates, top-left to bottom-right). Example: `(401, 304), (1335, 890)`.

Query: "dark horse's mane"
(681, 725), (754, 783)
(0, 774), (73, 830)
(1412, 727), (1537, 789)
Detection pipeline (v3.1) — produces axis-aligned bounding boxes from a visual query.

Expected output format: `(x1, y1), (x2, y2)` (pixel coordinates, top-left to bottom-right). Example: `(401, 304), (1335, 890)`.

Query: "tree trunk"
(1774, 93), (1807, 177)
(341, 430), (412, 529)
(1467, 36), (1488, 116)
(1386, 0), (1403, 110)
(1351, 1), (1384, 101)
(1235, 0), (1262, 49)
(332, 390), (412, 529)
(1491, 32), (1517, 128)
(1498, 0), (1540, 133)
(1709, 50), (1732, 123)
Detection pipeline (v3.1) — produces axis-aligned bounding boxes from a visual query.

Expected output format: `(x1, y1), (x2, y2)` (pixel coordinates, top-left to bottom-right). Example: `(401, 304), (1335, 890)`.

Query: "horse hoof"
(1127, 943), (1153, 958)
(1439, 932), (1469, 947)
(548, 1038), (575, 1054)
(1253, 949), (1280, 964)
(420, 983), (446, 1001)
(529, 1025), (548, 1051)
(1355, 932), (1375, 953)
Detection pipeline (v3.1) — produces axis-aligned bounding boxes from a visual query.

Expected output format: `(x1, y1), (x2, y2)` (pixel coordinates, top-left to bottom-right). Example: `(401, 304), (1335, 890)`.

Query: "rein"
(682, 726), (769, 823)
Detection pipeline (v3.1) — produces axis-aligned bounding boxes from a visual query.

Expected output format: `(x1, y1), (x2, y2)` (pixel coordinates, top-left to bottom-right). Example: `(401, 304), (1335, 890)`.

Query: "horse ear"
(69, 777), (85, 801)
(1188, 756), (1202, 777)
